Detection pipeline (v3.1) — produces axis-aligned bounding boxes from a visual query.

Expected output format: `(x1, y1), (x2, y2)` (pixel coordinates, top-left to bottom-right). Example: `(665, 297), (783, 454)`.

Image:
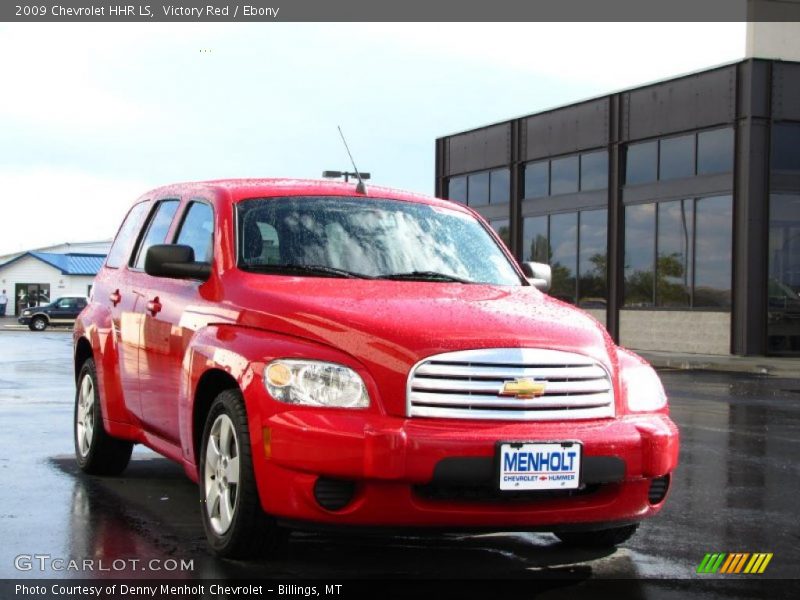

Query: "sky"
(0, 22), (747, 256)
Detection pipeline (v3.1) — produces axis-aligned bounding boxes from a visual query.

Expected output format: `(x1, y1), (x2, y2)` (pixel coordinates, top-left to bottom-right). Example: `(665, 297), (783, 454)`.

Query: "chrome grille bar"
(407, 348), (614, 421)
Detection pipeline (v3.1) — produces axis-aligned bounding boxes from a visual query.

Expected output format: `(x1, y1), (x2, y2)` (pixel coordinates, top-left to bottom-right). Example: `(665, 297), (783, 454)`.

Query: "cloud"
(0, 167), (150, 255)
(362, 23), (746, 91)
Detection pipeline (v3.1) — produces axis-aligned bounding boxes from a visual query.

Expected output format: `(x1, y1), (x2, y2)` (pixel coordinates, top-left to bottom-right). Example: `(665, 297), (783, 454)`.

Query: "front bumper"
(254, 410), (679, 529)
(17, 316), (31, 325)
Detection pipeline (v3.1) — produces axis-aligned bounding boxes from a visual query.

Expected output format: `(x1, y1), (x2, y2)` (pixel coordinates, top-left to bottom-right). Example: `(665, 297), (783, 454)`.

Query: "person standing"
(0, 290), (8, 317)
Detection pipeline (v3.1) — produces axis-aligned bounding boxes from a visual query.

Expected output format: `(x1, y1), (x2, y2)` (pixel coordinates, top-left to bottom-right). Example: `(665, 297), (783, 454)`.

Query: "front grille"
(407, 348), (614, 421)
(414, 483), (601, 503)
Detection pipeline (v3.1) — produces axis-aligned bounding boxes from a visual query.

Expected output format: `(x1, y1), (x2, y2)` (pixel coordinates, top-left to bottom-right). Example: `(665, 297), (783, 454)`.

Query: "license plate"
(498, 442), (582, 491)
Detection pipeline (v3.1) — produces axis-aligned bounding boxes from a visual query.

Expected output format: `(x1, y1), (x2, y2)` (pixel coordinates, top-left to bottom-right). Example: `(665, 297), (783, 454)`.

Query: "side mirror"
(145, 244), (211, 281)
(521, 261), (551, 292)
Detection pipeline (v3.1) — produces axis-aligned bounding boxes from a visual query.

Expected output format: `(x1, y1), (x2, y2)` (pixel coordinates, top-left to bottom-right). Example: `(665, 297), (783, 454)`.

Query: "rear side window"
(106, 202), (150, 269)
(56, 298), (77, 309)
(132, 200), (180, 270)
(175, 202), (214, 263)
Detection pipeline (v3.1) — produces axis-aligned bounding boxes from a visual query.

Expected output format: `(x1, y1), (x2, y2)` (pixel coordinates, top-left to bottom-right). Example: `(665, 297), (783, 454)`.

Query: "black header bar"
(3, 0), (800, 23)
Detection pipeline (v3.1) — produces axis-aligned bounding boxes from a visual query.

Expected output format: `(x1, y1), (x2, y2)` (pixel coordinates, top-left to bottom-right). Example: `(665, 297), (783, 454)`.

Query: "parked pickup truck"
(73, 179), (679, 558)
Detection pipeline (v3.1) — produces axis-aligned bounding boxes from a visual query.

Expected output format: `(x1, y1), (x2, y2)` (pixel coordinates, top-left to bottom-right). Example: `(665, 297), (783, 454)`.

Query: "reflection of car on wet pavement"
(18, 296), (87, 331)
(73, 178), (679, 559)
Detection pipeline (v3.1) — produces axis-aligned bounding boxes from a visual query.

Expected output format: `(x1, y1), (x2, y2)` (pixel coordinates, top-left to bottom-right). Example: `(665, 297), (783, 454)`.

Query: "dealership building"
(435, 55), (800, 357)
(0, 241), (110, 316)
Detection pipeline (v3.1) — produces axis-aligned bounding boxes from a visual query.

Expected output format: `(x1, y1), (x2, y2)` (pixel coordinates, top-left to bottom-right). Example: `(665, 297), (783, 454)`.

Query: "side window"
(77, 298), (87, 309)
(175, 202), (214, 263)
(106, 202), (150, 269)
(132, 200), (180, 270)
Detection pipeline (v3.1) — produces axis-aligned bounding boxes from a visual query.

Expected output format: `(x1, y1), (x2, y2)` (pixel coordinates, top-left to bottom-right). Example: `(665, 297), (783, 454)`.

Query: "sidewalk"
(640, 350), (800, 379)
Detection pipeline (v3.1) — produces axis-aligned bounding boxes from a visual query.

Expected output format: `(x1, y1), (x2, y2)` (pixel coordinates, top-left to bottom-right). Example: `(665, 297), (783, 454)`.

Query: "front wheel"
(74, 358), (133, 475)
(198, 389), (287, 559)
(30, 316), (47, 331)
(555, 524), (639, 548)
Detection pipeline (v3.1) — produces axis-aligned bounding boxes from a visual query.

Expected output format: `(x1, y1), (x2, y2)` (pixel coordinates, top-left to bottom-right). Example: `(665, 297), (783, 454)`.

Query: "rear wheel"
(74, 358), (133, 475)
(198, 389), (287, 559)
(30, 316), (47, 331)
(555, 524), (639, 548)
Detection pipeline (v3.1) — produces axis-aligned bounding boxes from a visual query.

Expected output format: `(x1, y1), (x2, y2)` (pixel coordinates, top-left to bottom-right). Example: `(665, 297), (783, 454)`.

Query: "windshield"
(236, 196), (523, 285)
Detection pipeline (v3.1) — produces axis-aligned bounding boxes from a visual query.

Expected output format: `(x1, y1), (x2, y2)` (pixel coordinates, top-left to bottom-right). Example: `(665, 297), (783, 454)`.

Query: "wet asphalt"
(0, 329), (798, 595)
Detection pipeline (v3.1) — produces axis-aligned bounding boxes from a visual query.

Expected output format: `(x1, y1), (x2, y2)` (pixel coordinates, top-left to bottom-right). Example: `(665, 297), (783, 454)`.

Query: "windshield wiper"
(380, 271), (474, 284)
(240, 263), (374, 279)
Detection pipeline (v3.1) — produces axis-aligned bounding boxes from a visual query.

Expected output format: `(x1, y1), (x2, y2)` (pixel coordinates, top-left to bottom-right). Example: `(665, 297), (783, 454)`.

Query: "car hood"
(227, 275), (617, 416)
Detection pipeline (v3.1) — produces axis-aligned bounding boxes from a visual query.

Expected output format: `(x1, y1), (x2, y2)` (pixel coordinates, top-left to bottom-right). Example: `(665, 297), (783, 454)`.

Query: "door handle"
(109, 289), (121, 307)
(146, 297), (162, 317)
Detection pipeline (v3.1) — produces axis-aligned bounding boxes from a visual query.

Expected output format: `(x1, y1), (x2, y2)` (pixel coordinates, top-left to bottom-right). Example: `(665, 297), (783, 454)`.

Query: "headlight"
(22, 309), (31, 316)
(620, 363), (667, 412)
(263, 359), (369, 408)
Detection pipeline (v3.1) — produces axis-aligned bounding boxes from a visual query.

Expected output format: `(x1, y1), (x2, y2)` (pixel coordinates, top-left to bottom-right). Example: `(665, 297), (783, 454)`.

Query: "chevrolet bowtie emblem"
(499, 378), (547, 399)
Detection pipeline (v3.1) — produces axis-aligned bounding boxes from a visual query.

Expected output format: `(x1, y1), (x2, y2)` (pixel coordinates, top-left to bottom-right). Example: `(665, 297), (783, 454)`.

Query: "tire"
(198, 389), (288, 559)
(74, 358), (133, 475)
(30, 316), (47, 331)
(555, 524), (639, 548)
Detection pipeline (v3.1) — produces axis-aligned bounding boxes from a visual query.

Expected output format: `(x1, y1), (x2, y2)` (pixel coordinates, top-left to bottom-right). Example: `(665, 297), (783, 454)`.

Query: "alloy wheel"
(204, 414), (240, 535)
(76, 374), (95, 457)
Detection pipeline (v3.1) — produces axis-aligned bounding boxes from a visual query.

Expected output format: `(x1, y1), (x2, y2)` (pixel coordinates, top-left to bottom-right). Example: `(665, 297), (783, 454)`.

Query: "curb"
(643, 354), (800, 379)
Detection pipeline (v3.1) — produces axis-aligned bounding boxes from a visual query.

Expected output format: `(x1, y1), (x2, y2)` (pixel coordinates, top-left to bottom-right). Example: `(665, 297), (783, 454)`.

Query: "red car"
(73, 179), (679, 558)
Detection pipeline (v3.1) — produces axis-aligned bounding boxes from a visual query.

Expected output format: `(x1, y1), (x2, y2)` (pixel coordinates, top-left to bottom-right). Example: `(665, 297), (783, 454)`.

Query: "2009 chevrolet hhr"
(73, 179), (679, 558)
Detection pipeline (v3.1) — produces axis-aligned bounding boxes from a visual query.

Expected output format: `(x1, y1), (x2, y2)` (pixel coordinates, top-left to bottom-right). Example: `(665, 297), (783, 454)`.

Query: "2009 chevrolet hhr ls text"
(73, 179), (679, 558)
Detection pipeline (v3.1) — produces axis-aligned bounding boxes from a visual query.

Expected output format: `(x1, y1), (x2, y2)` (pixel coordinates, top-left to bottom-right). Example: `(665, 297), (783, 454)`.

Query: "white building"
(0, 241), (110, 316)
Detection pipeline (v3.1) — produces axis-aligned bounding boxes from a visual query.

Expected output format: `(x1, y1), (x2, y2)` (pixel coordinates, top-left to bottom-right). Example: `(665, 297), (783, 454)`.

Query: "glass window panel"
(580, 151), (608, 191)
(549, 212), (578, 303)
(771, 123), (800, 173)
(468, 172), (490, 207)
(448, 176), (467, 204)
(625, 141), (657, 185)
(693, 195), (732, 308)
(656, 200), (693, 307)
(659, 134), (695, 180)
(767, 193), (800, 354)
(176, 202), (214, 263)
(578, 210), (608, 308)
(624, 203), (656, 307)
(106, 202), (150, 269)
(522, 216), (548, 263)
(524, 161), (548, 198)
(697, 128), (734, 175)
(490, 169), (510, 204)
(550, 155), (579, 195)
(133, 200), (180, 270)
(489, 219), (511, 250)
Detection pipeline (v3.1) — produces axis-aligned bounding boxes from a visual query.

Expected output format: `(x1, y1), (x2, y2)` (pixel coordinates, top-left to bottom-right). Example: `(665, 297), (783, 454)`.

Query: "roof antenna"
(337, 126), (367, 194)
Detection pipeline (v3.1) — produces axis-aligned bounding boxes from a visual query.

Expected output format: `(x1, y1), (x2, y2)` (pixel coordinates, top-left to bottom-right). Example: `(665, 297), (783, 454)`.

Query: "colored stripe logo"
(697, 553), (773, 574)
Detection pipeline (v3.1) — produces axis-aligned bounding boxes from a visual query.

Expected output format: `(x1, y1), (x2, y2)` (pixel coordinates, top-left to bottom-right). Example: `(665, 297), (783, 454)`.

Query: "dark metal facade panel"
(738, 60), (771, 119)
(470, 203), (511, 222)
(444, 124), (511, 176)
(622, 173), (734, 205)
(524, 99), (610, 161)
(732, 119), (770, 355)
(520, 190), (608, 217)
(622, 66), (737, 141)
(772, 61), (800, 121)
